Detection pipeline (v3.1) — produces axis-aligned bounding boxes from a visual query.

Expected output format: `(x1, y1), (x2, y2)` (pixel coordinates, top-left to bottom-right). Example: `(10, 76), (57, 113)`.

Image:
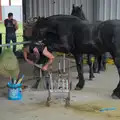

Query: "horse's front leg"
(87, 54), (95, 80)
(74, 54), (85, 90)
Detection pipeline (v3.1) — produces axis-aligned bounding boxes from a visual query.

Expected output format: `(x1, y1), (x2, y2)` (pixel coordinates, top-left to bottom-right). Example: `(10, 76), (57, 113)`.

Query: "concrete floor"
(0, 59), (120, 120)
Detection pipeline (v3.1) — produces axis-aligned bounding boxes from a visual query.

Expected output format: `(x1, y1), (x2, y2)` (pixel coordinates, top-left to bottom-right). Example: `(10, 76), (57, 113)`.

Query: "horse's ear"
(80, 4), (83, 9)
(72, 4), (75, 9)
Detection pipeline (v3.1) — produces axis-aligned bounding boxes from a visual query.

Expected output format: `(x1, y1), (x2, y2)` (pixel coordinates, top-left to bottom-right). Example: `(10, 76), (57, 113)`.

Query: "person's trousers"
(6, 33), (16, 53)
(33, 66), (49, 89)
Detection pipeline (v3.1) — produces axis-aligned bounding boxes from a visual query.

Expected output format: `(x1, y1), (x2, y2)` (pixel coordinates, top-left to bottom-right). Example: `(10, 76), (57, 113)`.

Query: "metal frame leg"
(46, 72), (52, 107)
(63, 54), (66, 73)
(65, 59), (70, 107)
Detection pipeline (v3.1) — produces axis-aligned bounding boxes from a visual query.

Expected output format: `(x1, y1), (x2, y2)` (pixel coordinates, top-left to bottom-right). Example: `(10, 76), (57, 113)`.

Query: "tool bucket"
(7, 82), (22, 100)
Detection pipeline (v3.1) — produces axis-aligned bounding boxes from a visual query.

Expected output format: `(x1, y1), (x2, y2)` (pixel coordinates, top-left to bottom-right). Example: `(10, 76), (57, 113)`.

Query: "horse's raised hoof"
(111, 91), (120, 99)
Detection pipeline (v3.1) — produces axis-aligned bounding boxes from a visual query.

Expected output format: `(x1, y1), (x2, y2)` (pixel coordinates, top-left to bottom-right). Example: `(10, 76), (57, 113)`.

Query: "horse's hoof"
(91, 75), (95, 78)
(75, 87), (82, 90)
(101, 69), (104, 71)
(89, 78), (92, 80)
(97, 71), (100, 74)
(75, 84), (84, 90)
(111, 92), (120, 99)
(112, 94), (119, 99)
(89, 75), (95, 80)
(102, 69), (106, 72)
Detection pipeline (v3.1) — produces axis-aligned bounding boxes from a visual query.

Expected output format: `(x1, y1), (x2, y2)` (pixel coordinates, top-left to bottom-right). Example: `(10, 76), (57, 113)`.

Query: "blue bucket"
(7, 82), (22, 100)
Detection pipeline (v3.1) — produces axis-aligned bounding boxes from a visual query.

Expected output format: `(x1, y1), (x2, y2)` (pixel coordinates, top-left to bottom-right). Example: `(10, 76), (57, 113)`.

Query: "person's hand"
(33, 47), (39, 53)
(13, 20), (16, 25)
(42, 65), (49, 71)
(27, 60), (34, 65)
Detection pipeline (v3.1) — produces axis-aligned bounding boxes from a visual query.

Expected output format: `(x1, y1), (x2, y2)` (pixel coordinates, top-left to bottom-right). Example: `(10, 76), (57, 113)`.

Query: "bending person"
(23, 42), (54, 89)
(23, 42), (54, 71)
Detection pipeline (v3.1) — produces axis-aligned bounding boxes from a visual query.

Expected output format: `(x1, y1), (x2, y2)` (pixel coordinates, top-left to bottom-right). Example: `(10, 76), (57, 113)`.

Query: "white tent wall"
(95, 0), (120, 21)
(23, 0), (120, 23)
(23, 0), (94, 23)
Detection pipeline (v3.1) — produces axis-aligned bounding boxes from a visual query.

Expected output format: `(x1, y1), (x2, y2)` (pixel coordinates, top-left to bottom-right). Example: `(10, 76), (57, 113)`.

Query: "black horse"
(25, 15), (120, 99)
(71, 4), (107, 73)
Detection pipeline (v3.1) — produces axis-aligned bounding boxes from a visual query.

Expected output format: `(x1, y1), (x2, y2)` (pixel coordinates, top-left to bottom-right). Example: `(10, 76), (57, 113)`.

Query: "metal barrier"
(0, 33), (25, 50)
(0, 41), (31, 47)
(0, 40), (67, 75)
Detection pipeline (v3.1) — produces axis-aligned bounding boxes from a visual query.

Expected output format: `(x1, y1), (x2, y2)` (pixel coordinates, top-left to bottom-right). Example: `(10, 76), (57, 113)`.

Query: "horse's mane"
(35, 16), (49, 27)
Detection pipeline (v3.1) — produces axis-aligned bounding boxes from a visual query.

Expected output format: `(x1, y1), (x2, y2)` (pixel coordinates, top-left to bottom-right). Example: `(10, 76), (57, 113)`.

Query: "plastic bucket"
(7, 82), (22, 100)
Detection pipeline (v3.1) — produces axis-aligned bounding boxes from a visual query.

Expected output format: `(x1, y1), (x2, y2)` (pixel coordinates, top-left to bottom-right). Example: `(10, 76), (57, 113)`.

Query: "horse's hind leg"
(87, 54), (95, 80)
(93, 56), (98, 73)
(102, 54), (107, 71)
(74, 54), (85, 90)
(112, 55), (120, 99)
(97, 55), (102, 73)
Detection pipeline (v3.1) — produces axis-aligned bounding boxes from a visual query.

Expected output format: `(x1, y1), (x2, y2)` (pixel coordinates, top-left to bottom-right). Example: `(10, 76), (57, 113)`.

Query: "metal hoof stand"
(46, 58), (71, 107)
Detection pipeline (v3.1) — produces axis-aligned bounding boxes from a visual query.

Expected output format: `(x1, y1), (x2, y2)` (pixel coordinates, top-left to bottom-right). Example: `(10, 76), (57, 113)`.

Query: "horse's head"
(33, 17), (48, 41)
(23, 17), (38, 40)
(23, 17), (48, 42)
(71, 4), (86, 20)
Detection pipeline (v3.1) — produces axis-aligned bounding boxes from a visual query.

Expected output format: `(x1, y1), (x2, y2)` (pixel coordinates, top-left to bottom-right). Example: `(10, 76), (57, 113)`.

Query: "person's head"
(23, 44), (40, 63)
(23, 44), (29, 52)
(29, 45), (39, 55)
(8, 12), (13, 19)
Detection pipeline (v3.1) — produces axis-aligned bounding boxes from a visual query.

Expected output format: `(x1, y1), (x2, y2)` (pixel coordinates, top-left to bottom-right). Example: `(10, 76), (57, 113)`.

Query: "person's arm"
(42, 47), (55, 71)
(4, 19), (6, 27)
(23, 48), (34, 65)
(15, 21), (18, 30)
(13, 20), (18, 30)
